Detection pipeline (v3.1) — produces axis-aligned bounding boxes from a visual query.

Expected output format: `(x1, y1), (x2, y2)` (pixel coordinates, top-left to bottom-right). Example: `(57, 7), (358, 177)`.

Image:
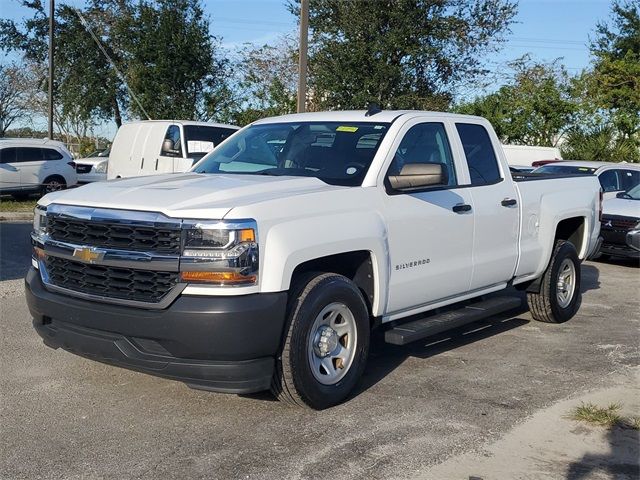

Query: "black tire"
(527, 240), (581, 323)
(271, 272), (370, 409)
(41, 176), (66, 195)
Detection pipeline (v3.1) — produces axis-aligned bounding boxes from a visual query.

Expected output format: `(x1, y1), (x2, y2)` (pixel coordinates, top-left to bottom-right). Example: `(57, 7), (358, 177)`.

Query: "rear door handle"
(501, 198), (517, 207)
(452, 204), (472, 214)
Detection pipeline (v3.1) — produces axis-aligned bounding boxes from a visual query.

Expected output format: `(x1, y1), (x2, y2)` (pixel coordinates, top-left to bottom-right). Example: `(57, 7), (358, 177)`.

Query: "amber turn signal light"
(180, 271), (256, 285)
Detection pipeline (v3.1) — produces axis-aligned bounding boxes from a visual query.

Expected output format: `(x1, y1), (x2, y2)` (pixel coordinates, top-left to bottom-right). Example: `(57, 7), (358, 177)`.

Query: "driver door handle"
(501, 198), (517, 207)
(452, 204), (472, 214)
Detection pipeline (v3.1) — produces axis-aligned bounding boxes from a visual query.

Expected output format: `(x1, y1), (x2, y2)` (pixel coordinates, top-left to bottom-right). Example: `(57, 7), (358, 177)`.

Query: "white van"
(502, 144), (562, 167)
(107, 120), (239, 180)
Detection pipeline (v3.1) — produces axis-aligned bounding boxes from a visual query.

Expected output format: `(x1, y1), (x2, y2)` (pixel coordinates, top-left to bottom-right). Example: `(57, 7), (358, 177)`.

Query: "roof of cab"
(252, 110), (487, 125)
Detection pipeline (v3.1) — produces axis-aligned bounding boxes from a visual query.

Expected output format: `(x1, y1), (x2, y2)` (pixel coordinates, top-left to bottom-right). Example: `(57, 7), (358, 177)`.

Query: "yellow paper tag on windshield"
(336, 126), (358, 132)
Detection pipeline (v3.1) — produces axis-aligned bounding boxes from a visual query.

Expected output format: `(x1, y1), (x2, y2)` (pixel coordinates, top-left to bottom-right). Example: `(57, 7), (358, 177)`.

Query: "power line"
(71, 7), (151, 120)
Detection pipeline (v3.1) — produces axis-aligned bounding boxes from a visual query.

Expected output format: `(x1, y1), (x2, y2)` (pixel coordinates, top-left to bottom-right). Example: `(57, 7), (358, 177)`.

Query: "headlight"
(180, 220), (258, 286)
(33, 205), (48, 237)
(94, 160), (108, 174)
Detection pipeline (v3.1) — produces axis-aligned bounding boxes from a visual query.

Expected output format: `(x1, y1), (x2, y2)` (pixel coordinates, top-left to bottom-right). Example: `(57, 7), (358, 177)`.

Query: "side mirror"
(616, 191), (627, 199)
(388, 163), (447, 190)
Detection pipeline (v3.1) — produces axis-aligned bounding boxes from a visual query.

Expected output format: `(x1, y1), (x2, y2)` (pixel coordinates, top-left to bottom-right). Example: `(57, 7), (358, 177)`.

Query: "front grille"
(45, 255), (179, 303)
(601, 215), (638, 231)
(76, 164), (92, 174)
(48, 216), (181, 254)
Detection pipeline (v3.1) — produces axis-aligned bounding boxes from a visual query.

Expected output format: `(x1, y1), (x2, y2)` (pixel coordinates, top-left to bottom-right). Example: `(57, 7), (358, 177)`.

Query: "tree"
(0, 64), (33, 136)
(561, 125), (639, 163)
(116, 0), (227, 120)
(229, 36), (299, 125)
(456, 57), (577, 146)
(587, 0), (640, 142)
(0, 0), (230, 129)
(288, 0), (517, 111)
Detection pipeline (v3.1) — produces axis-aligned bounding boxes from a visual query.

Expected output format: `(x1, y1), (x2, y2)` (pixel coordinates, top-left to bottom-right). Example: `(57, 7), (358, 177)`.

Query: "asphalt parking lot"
(1, 221), (638, 479)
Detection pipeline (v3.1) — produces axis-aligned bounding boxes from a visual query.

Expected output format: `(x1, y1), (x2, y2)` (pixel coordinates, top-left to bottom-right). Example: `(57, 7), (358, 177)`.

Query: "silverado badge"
(72, 247), (105, 264)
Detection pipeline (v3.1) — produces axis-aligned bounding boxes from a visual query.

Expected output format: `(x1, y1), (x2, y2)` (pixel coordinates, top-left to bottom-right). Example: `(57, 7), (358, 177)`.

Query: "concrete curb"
(0, 211), (34, 222)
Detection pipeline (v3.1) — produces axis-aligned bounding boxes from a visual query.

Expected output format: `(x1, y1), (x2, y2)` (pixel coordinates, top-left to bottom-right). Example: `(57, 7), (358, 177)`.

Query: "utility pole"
(48, 0), (55, 139)
(296, 0), (309, 113)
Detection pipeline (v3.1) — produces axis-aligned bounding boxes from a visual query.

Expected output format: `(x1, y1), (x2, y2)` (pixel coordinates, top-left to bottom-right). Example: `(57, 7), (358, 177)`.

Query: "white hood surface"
(603, 197), (640, 219)
(41, 173), (342, 219)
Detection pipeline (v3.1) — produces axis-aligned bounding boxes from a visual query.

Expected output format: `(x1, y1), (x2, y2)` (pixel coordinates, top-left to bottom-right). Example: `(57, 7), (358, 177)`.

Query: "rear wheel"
(527, 240), (581, 323)
(41, 176), (66, 195)
(271, 273), (370, 409)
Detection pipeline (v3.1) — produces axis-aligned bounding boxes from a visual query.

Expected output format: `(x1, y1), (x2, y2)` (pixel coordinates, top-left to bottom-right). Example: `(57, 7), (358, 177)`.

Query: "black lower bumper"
(25, 268), (288, 394)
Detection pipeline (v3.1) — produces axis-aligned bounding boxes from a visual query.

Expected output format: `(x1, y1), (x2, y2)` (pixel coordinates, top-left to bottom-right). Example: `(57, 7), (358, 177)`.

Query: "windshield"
(184, 125), (238, 159)
(623, 183), (640, 200)
(533, 165), (597, 175)
(193, 121), (391, 186)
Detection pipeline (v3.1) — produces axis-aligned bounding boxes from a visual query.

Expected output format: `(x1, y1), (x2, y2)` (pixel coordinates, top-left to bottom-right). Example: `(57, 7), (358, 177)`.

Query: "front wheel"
(527, 240), (581, 323)
(271, 273), (370, 409)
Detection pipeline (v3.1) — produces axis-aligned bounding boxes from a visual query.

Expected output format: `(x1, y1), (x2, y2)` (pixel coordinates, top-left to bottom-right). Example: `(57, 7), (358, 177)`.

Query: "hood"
(41, 173), (342, 219)
(603, 197), (640, 219)
(76, 157), (108, 166)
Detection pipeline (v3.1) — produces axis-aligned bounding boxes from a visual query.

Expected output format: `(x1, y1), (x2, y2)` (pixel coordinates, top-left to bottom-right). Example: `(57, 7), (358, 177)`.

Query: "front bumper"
(25, 268), (288, 393)
(77, 172), (107, 184)
(600, 230), (640, 259)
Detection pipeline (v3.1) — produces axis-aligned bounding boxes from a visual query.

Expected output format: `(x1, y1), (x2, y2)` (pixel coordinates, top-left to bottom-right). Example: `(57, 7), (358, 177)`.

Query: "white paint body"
(107, 120), (239, 180)
(502, 144), (562, 167)
(42, 111), (602, 323)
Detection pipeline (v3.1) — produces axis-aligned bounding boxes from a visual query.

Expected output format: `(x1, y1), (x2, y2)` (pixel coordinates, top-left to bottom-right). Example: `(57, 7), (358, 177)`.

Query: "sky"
(2, 0), (615, 139)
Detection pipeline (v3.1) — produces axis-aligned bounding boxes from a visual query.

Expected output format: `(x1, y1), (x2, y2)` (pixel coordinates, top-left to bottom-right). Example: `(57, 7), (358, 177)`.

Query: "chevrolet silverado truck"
(26, 110), (602, 409)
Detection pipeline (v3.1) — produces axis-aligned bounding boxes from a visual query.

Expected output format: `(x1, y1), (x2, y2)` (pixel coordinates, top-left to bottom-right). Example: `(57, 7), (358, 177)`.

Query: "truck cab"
(26, 110), (601, 409)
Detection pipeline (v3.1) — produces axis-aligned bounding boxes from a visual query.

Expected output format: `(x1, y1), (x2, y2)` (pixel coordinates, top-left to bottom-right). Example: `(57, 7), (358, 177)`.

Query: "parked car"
(27, 110), (601, 409)
(532, 161), (640, 199)
(107, 120), (240, 179)
(594, 184), (640, 260)
(0, 138), (78, 198)
(76, 147), (110, 184)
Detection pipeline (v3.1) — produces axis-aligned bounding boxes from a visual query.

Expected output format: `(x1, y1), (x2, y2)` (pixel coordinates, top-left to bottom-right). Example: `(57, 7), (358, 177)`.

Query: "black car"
(597, 185), (640, 260)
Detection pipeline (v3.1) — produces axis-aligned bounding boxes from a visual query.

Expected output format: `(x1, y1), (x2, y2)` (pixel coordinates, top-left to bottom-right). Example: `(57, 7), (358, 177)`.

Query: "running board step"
(384, 296), (522, 346)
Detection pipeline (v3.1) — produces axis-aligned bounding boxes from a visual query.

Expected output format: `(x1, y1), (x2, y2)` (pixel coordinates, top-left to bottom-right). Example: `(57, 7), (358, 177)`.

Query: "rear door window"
(455, 123), (502, 185)
(17, 147), (44, 163)
(42, 148), (63, 160)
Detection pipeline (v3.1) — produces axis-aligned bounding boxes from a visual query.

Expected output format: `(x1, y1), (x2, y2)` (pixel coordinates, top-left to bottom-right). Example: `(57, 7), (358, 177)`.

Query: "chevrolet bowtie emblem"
(604, 220), (613, 228)
(72, 247), (105, 263)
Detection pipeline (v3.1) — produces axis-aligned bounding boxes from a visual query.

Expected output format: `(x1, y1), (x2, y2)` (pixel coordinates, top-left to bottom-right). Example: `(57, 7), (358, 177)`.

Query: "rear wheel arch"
(554, 216), (586, 258)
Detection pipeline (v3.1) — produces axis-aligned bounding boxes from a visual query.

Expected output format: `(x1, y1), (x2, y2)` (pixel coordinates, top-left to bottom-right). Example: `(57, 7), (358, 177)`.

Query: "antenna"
(71, 7), (152, 121)
(365, 103), (382, 117)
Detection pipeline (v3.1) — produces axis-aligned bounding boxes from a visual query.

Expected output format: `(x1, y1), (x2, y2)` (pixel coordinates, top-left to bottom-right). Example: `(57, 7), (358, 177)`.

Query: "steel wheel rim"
(556, 258), (576, 308)
(307, 302), (357, 385)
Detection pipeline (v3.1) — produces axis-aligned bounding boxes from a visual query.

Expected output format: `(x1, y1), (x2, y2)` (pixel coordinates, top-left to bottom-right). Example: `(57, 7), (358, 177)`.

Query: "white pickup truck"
(26, 110), (601, 409)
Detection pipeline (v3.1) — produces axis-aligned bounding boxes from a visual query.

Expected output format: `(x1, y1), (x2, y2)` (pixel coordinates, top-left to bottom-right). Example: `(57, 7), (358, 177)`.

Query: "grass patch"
(0, 198), (38, 212)
(570, 402), (639, 429)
